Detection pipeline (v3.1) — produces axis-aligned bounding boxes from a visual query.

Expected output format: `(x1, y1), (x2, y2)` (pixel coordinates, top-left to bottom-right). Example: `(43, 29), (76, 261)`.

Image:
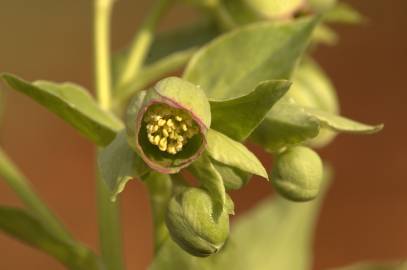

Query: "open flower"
(125, 77), (211, 174)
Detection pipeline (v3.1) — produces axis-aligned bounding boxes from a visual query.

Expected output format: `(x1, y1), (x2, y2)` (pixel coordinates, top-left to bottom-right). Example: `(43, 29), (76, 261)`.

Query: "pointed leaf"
(305, 108), (384, 134)
(212, 160), (251, 190)
(250, 100), (321, 152)
(1, 74), (123, 146)
(98, 131), (149, 201)
(0, 206), (102, 270)
(210, 80), (291, 141)
(206, 129), (268, 180)
(324, 2), (365, 25)
(184, 17), (319, 99)
(189, 153), (226, 214)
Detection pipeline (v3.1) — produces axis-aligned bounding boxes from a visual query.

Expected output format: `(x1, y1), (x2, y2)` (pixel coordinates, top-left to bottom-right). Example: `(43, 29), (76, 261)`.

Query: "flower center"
(143, 104), (199, 155)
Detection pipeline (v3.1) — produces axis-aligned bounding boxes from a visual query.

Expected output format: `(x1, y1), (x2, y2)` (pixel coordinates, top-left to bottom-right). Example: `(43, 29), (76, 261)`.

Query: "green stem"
(116, 0), (171, 91)
(114, 47), (197, 107)
(144, 172), (172, 253)
(94, 1), (125, 270)
(0, 149), (72, 242)
(94, 0), (114, 111)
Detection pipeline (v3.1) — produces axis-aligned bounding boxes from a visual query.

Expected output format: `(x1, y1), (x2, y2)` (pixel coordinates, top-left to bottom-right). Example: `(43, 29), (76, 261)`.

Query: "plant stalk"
(116, 0), (171, 91)
(94, 0), (125, 270)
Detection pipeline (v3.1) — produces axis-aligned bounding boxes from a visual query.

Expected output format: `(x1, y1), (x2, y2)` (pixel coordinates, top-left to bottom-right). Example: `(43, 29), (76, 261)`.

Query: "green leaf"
(206, 129), (268, 180)
(327, 261), (407, 270)
(184, 17), (319, 99)
(324, 2), (365, 25)
(305, 107), (384, 134)
(149, 166), (333, 270)
(212, 160), (251, 190)
(189, 153), (226, 214)
(250, 100), (321, 152)
(1, 74), (123, 146)
(0, 206), (102, 270)
(210, 80), (291, 141)
(98, 131), (149, 201)
(288, 58), (339, 147)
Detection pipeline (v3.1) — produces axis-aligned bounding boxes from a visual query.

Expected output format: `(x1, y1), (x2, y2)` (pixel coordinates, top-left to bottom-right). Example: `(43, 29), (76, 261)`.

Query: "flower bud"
(126, 77), (211, 174)
(271, 146), (323, 202)
(165, 188), (230, 257)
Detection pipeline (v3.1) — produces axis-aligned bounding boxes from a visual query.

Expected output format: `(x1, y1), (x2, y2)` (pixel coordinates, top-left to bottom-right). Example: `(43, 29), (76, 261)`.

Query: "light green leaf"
(288, 58), (339, 147)
(184, 17), (319, 99)
(210, 80), (291, 141)
(250, 100), (321, 152)
(327, 261), (407, 270)
(189, 153), (226, 214)
(212, 160), (251, 190)
(305, 107), (384, 134)
(150, 166), (333, 270)
(324, 2), (365, 25)
(1, 74), (123, 146)
(98, 131), (149, 201)
(0, 206), (102, 270)
(206, 129), (268, 180)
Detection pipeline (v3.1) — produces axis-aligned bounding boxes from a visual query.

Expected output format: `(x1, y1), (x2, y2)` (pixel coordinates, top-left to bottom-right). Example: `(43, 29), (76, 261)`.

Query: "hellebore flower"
(126, 77), (211, 174)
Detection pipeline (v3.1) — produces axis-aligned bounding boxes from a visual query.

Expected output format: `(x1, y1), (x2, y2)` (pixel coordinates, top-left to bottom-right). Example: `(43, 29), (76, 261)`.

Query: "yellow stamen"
(144, 103), (199, 155)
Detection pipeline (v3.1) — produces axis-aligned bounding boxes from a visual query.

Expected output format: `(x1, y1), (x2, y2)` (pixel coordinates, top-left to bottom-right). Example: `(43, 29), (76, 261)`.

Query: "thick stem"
(144, 172), (172, 253)
(94, 1), (125, 270)
(116, 0), (171, 91)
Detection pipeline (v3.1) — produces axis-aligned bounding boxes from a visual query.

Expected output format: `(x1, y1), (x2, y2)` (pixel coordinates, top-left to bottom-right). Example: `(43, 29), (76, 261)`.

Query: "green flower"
(126, 77), (211, 174)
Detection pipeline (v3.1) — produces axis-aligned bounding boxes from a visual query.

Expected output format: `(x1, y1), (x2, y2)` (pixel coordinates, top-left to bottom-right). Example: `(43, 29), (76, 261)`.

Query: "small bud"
(271, 146), (323, 202)
(165, 188), (230, 257)
(126, 77), (211, 174)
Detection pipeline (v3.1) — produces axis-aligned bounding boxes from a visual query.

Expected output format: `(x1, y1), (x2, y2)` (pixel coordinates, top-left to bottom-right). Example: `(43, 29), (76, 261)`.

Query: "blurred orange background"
(0, 0), (406, 269)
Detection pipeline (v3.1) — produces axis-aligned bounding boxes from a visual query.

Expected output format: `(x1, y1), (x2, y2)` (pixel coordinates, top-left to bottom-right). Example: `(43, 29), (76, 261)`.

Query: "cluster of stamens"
(143, 104), (199, 155)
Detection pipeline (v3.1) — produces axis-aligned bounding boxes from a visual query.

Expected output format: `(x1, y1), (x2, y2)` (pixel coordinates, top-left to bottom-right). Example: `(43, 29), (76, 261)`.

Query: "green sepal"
(271, 146), (323, 202)
(189, 152), (226, 215)
(98, 131), (149, 201)
(0, 206), (102, 270)
(184, 17), (319, 100)
(1, 73), (123, 146)
(165, 187), (230, 257)
(210, 80), (291, 142)
(206, 129), (268, 180)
